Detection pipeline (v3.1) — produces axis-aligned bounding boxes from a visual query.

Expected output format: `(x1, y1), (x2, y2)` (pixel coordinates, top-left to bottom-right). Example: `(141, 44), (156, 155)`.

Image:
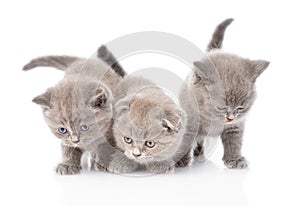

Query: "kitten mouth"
(63, 141), (80, 147)
(225, 118), (233, 124)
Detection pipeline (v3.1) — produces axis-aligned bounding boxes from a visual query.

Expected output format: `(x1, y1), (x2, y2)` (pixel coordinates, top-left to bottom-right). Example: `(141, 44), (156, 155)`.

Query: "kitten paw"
(107, 163), (137, 174)
(89, 156), (108, 172)
(193, 143), (204, 157)
(193, 142), (206, 162)
(146, 163), (175, 174)
(175, 150), (192, 167)
(224, 157), (248, 169)
(175, 157), (192, 167)
(56, 163), (81, 175)
(164, 166), (175, 174)
(94, 162), (108, 172)
(148, 167), (175, 174)
(195, 154), (206, 162)
(107, 152), (139, 174)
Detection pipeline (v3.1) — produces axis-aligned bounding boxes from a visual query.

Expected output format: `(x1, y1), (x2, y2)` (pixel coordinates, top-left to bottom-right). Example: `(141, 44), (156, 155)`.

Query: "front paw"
(175, 156), (192, 168)
(193, 143), (206, 162)
(163, 166), (175, 174)
(94, 162), (108, 172)
(223, 157), (248, 169)
(175, 150), (192, 168)
(147, 163), (175, 174)
(56, 163), (81, 175)
(107, 162), (137, 174)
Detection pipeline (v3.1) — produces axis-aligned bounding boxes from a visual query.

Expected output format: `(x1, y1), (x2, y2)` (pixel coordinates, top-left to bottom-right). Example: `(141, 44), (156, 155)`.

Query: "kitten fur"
(92, 76), (190, 174)
(180, 18), (270, 169)
(23, 46), (125, 175)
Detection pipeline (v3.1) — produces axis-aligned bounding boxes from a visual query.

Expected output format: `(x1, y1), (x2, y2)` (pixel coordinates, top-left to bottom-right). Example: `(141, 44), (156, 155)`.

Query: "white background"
(1, 0), (299, 206)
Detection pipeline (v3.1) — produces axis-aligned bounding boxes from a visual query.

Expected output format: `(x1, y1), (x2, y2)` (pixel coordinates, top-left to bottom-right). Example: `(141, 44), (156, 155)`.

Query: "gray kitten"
(93, 76), (189, 174)
(180, 19), (270, 169)
(23, 46), (125, 175)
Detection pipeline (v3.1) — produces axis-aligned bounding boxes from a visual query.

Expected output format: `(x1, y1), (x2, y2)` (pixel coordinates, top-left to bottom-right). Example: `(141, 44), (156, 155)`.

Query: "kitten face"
(113, 118), (179, 163)
(34, 79), (113, 149)
(193, 52), (269, 125)
(215, 83), (256, 125)
(112, 89), (184, 163)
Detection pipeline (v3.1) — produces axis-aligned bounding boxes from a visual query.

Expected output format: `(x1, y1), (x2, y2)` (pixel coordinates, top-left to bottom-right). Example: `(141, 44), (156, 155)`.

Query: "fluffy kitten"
(93, 76), (189, 174)
(181, 19), (270, 169)
(23, 45), (125, 175)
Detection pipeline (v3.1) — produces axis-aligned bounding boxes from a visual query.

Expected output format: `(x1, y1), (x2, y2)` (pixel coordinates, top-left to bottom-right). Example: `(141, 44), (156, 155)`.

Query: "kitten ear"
(113, 96), (131, 118)
(162, 119), (177, 132)
(32, 89), (52, 109)
(90, 88), (110, 109)
(162, 110), (183, 133)
(248, 60), (270, 82)
(193, 61), (217, 85)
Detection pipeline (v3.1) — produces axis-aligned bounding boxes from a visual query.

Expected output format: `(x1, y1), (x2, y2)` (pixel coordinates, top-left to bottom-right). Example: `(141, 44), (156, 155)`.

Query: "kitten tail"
(207, 18), (234, 52)
(97, 45), (126, 78)
(23, 56), (79, 71)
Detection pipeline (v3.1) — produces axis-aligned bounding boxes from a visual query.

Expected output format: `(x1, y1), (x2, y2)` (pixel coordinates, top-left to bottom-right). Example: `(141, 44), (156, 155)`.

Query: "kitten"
(23, 45), (125, 174)
(93, 76), (189, 174)
(181, 18), (270, 169)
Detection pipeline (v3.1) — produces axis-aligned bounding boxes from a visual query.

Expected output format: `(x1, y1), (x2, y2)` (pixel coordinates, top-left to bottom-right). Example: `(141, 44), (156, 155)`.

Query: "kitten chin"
(123, 151), (154, 163)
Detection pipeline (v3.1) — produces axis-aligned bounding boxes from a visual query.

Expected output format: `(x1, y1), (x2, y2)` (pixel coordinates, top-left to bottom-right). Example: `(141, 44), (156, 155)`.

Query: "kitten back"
(207, 18), (234, 52)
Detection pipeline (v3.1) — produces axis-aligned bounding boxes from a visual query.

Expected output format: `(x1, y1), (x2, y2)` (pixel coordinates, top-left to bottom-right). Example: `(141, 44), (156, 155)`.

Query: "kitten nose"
(133, 153), (141, 157)
(70, 136), (80, 143)
(132, 148), (141, 157)
(227, 113), (234, 120)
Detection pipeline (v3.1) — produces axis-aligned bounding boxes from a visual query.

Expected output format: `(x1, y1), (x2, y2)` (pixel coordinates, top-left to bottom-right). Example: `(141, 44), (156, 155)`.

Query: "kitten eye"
(216, 106), (227, 112)
(123, 137), (132, 144)
(235, 106), (244, 113)
(58, 127), (68, 134)
(145, 141), (156, 148)
(80, 125), (89, 131)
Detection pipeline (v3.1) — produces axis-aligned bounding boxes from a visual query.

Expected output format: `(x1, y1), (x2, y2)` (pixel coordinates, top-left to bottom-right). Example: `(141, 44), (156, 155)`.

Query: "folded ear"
(193, 61), (218, 85)
(89, 88), (110, 109)
(23, 55), (79, 71)
(32, 89), (52, 109)
(161, 110), (183, 133)
(248, 60), (270, 82)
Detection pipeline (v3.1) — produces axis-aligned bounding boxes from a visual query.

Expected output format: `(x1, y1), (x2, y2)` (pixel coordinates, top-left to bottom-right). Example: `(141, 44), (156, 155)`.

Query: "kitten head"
(193, 52), (269, 125)
(33, 78), (113, 149)
(112, 87), (185, 163)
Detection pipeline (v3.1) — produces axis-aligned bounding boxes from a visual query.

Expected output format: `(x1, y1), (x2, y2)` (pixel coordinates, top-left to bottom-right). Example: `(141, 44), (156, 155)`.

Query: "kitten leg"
(107, 151), (139, 174)
(175, 150), (192, 167)
(56, 144), (83, 175)
(193, 139), (205, 162)
(221, 123), (248, 169)
(89, 142), (116, 172)
(89, 152), (108, 172)
(146, 160), (175, 174)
